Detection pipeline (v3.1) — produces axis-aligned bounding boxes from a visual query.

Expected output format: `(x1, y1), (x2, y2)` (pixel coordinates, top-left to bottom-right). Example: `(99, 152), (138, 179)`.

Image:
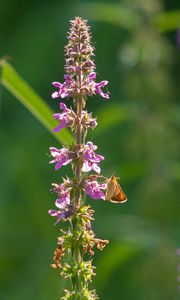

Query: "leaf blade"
(0, 60), (74, 144)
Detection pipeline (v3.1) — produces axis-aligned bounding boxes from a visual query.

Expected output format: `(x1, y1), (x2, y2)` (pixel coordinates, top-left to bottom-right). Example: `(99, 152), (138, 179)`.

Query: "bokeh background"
(1, 0), (180, 299)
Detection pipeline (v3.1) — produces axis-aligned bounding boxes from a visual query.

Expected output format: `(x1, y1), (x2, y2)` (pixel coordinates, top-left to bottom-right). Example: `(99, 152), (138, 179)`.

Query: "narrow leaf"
(0, 60), (74, 144)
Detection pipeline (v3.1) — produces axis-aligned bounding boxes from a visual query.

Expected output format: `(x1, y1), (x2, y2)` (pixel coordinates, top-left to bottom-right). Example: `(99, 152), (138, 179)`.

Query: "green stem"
(75, 96), (83, 182)
(71, 75), (84, 297)
(70, 32), (85, 296)
(71, 217), (82, 296)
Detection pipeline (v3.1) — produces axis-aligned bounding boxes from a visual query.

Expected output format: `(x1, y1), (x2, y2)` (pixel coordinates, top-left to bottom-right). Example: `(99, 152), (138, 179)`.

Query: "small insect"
(106, 175), (127, 203)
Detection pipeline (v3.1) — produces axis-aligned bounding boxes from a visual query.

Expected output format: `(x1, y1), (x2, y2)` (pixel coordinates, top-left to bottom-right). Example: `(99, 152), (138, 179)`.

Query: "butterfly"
(106, 176), (127, 203)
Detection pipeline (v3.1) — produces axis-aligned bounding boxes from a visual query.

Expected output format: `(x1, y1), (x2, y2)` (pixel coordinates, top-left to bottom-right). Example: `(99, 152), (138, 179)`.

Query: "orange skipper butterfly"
(106, 176), (127, 203)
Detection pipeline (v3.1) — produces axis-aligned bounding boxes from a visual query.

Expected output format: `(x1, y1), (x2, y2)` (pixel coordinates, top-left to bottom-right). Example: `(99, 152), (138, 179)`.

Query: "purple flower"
(82, 142), (104, 173)
(55, 186), (70, 209)
(89, 72), (96, 81)
(52, 71), (109, 100)
(49, 183), (73, 224)
(52, 82), (68, 99)
(94, 81), (109, 99)
(48, 210), (65, 224)
(84, 179), (107, 200)
(49, 142), (104, 172)
(51, 180), (70, 208)
(89, 72), (109, 99)
(49, 147), (74, 170)
(53, 102), (75, 132)
(52, 75), (73, 99)
(49, 208), (73, 224)
(82, 60), (95, 73)
(81, 111), (97, 129)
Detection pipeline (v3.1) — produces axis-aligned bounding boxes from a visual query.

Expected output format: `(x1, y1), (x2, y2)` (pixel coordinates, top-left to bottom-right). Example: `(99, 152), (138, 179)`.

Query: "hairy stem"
(71, 216), (82, 296)
(76, 97), (83, 143)
(71, 73), (84, 296)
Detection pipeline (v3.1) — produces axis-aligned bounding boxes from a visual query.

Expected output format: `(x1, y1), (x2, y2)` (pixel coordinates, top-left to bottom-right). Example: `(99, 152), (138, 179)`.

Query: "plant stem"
(71, 82), (84, 297)
(71, 28), (86, 295)
(71, 216), (82, 296)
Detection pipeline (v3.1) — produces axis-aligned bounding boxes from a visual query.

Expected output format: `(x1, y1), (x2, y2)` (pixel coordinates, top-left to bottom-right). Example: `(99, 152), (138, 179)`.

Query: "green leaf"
(0, 60), (74, 144)
(154, 10), (180, 32)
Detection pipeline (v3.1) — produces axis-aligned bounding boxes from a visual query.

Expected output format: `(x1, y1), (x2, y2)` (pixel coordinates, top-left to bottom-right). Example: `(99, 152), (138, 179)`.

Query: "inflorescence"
(48, 17), (127, 300)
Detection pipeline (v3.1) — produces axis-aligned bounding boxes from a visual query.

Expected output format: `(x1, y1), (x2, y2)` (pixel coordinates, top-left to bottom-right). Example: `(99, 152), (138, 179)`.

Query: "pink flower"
(94, 81), (109, 99)
(82, 60), (95, 73)
(52, 71), (109, 100)
(53, 103), (97, 132)
(81, 111), (97, 129)
(48, 207), (73, 224)
(82, 142), (104, 173)
(89, 72), (96, 81)
(49, 183), (73, 224)
(52, 75), (73, 99)
(55, 184), (70, 209)
(49, 147), (74, 170)
(49, 142), (103, 173)
(53, 102), (75, 132)
(89, 72), (109, 99)
(84, 179), (107, 200)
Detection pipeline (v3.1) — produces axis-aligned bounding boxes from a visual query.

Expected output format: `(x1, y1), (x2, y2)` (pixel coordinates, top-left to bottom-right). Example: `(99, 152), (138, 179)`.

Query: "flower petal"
(52, 81), (62, 87)
(52, 91), (59, 99)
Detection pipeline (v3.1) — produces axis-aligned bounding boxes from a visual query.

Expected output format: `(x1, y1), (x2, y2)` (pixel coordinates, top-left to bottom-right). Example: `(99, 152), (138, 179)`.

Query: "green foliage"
(0, 0), (180, 299)
(95, 242), (141, 291)
(154, 10), (180, 32)
(80, 2), (140, 29)
(0, 60), (73, 144)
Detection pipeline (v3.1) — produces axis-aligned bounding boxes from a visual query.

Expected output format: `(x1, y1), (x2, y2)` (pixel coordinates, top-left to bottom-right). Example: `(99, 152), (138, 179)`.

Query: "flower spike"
(48, 17), (127, 300)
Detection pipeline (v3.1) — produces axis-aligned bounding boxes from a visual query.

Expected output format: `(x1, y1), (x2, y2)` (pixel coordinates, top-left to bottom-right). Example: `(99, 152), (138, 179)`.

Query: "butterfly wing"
(110, 184), (127, 203)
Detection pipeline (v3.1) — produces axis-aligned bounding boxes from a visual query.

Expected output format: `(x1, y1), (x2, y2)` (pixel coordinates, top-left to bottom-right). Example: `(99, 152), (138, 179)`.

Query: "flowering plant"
(48, 17), (127, 300)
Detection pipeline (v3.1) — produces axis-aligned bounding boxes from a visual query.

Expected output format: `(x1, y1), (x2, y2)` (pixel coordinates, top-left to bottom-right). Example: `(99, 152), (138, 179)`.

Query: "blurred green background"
(0, 0), (180, 299)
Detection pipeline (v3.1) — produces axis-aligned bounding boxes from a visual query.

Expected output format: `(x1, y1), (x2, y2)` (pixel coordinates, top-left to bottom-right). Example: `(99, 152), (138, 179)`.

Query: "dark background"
(0, 0), (180, 299)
